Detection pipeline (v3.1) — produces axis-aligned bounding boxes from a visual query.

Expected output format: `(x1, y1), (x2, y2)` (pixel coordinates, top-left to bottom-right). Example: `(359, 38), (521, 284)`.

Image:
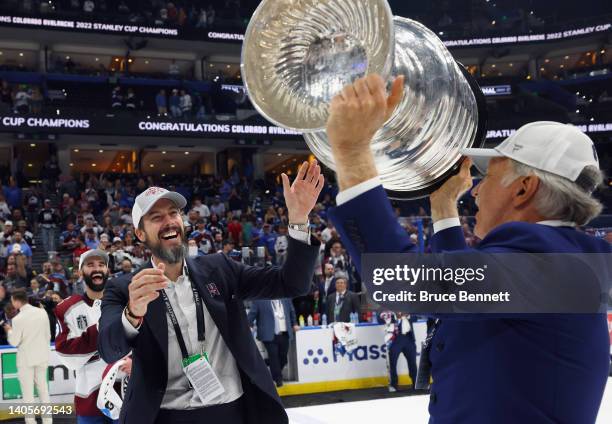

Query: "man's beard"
(83, 271), (109, 292)
(148, 225), (187, 265)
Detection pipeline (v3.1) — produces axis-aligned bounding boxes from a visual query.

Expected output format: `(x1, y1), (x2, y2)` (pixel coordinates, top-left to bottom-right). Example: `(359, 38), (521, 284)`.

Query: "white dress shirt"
(122, 262), (243, 409)
(271, 300), (287, 334)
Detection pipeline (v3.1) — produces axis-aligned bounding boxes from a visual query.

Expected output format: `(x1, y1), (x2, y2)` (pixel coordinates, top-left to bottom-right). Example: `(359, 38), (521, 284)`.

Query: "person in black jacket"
(99, 161), (324, 424)
(325, 277), (360, 323)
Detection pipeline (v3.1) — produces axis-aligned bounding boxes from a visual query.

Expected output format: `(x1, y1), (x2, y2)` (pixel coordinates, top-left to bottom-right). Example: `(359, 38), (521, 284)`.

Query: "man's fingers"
(131, 274), (166, 289)
(342, 84), (357, 102)
(310, 164), (321, 185)
(305, 159), (318, 183)
(133, 268), (164, 282)
(315, 175), (325, 191)
(296, 161), (309, 182)
(387, 76), (405, 113)
(365, 74), (385, 94)
(354, 78), (371, 102)
(281, 173), (291, 195)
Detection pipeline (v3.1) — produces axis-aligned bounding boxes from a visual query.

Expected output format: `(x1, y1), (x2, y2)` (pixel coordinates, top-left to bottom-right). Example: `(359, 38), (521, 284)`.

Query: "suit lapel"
(139, 262), (169, 362)
(186, 257), (230, 342)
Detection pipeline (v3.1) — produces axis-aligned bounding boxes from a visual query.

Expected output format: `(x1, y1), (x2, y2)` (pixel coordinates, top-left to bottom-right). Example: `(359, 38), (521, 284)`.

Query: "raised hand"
(327, 74), (404, 157)
(430, 158), (474, 222)
(282, 160), (325, 224)
(127, 265), (169, 321)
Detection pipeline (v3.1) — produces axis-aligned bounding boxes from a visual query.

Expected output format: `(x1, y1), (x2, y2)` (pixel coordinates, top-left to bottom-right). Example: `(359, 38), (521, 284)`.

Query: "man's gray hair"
(502, 160), (603, 225)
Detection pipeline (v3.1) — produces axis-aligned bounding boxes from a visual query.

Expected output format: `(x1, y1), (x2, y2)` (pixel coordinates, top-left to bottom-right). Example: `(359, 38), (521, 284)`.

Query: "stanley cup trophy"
(241, 0), (487, 200)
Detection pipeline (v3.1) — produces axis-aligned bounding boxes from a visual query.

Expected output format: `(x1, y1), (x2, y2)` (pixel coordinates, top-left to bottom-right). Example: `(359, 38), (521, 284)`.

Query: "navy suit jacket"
(329, 185), (611, 424)
(98, 236), (319, 424)
(247, 298), (297, 342)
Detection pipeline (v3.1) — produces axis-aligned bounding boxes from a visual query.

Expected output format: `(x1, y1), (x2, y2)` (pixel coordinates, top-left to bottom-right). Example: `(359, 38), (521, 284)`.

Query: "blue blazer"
(98, 237), (319, 424)
(329, 185), (611, 424)
(247, 298), (297, 342)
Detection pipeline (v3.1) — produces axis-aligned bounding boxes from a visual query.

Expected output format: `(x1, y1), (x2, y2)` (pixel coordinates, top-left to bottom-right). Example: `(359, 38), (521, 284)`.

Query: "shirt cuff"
(121, 308), (141, 339)
(336, 176), (382, 206)
(433, 217), (461, 234)
(288, 228), (310, 245)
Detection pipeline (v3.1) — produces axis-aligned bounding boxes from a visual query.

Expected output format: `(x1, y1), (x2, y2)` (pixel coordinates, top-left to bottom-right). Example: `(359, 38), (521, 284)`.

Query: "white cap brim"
(133, 191), (187, 229)
(460, 148), (505, 176)
(79, 249), (110, 270)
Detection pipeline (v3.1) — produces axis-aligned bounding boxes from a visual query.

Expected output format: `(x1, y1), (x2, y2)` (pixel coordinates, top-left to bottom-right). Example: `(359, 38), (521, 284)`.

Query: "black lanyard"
(160, 276), (206, 361)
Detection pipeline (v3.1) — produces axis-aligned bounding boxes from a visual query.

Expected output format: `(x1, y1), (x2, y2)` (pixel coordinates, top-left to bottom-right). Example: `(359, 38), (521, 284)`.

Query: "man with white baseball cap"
(462, 121), (600, 195)
(320, 72), (610, 424)
(56, 248), (132, 423)
(99, 163), (324, 424)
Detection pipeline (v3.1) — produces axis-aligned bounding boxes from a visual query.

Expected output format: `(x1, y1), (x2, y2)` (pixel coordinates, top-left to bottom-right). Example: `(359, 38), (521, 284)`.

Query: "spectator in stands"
(326, 276), (359, 323)
(38, 199), (60, 253)
(274, 224), (289, 266)
(0, 219), (13, 242)
(25, 189), (40, 230)
(179, 89), (192, 119)
(156, 89), (168, 117)
(248, 298), (299, 387)
(125, 88), (137, 111)
(195, 7), (207, 28)
(191, 197), (210, 220)
(326, 239), (349, 274)
(169, 89), (181, 118)
(60, 222), (80, 253)
(187, 239), (203, 258)
(206, 4), (215, 26)
(0, 80), (12, 110)
(319, 262), (337, 298)
(13, 85), (31, 114)
(83, 0), (95, 13)
(30, 87), (43, 114)
(210, 195), (225, 216)
(259, 223), (277, 262)
(0, 194), (10, 220)
(111, 87), (123, 109)
(4, 289), (52, 424)
(10, 232), (32, 258)
(49, 258), (70, 298)
(28, 278), (46, 299)
(84, 229), (99, 250)
(168, 59), (180, 77)
(17, 221), (33, 248)
(0, 284), (8, 344)
(114, 257), (133, 278)
(4, 263), (27, 290)
(117, 0), (129, 14)
(3, 177), (22, 209)
(36, 262), (53, 292)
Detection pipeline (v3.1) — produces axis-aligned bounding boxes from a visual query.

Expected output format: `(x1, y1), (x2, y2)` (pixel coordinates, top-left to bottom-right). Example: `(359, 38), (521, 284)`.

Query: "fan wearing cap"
(325, 77), (611, 424)
(55, 249), (131, 423)
(98, 161), (323, 424)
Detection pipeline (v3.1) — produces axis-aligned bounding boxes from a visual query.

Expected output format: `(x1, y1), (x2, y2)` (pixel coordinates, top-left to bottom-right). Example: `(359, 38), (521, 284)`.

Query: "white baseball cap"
(132, 187), (187, 229)
(462, 121), (599, 182)
(79, 249), (110, 270)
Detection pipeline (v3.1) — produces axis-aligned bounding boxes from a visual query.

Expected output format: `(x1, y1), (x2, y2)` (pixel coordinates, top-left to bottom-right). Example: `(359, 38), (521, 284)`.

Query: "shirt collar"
(536, 220), (577, 228)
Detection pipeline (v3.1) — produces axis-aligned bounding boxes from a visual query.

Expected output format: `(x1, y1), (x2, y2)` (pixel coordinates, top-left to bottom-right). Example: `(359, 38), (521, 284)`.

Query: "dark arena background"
(0, 0), (610, 423)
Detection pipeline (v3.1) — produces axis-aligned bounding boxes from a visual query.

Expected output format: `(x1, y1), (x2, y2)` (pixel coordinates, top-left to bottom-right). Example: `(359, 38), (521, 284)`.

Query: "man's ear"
(135, 227), (146, 243)
(512, 175), (540, 208)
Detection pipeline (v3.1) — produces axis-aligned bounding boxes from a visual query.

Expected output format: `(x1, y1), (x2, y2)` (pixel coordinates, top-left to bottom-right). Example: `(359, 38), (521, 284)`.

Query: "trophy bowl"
(241, 0), (395, 132)
(303, 17), (487, 200)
